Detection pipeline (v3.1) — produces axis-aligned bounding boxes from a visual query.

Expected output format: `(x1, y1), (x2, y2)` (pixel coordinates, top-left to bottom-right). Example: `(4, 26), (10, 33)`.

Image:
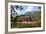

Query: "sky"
(11, 5), (41, 15)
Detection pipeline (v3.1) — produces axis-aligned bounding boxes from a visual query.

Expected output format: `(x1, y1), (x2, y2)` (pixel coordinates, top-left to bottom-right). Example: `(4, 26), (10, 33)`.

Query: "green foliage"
(11, 11), (41, 28)
(11, 15), (20, 28)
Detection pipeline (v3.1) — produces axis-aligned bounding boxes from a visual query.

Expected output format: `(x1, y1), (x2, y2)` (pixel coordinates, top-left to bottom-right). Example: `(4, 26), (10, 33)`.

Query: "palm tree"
(11, 5), (18, 22)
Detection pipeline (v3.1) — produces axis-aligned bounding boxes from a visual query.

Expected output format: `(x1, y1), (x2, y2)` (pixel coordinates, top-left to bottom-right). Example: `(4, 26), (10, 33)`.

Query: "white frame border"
(8, 2), (44, 32)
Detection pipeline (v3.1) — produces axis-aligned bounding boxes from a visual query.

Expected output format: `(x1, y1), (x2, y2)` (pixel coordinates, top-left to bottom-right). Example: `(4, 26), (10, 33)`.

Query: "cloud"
(14, 6), (41, 15)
